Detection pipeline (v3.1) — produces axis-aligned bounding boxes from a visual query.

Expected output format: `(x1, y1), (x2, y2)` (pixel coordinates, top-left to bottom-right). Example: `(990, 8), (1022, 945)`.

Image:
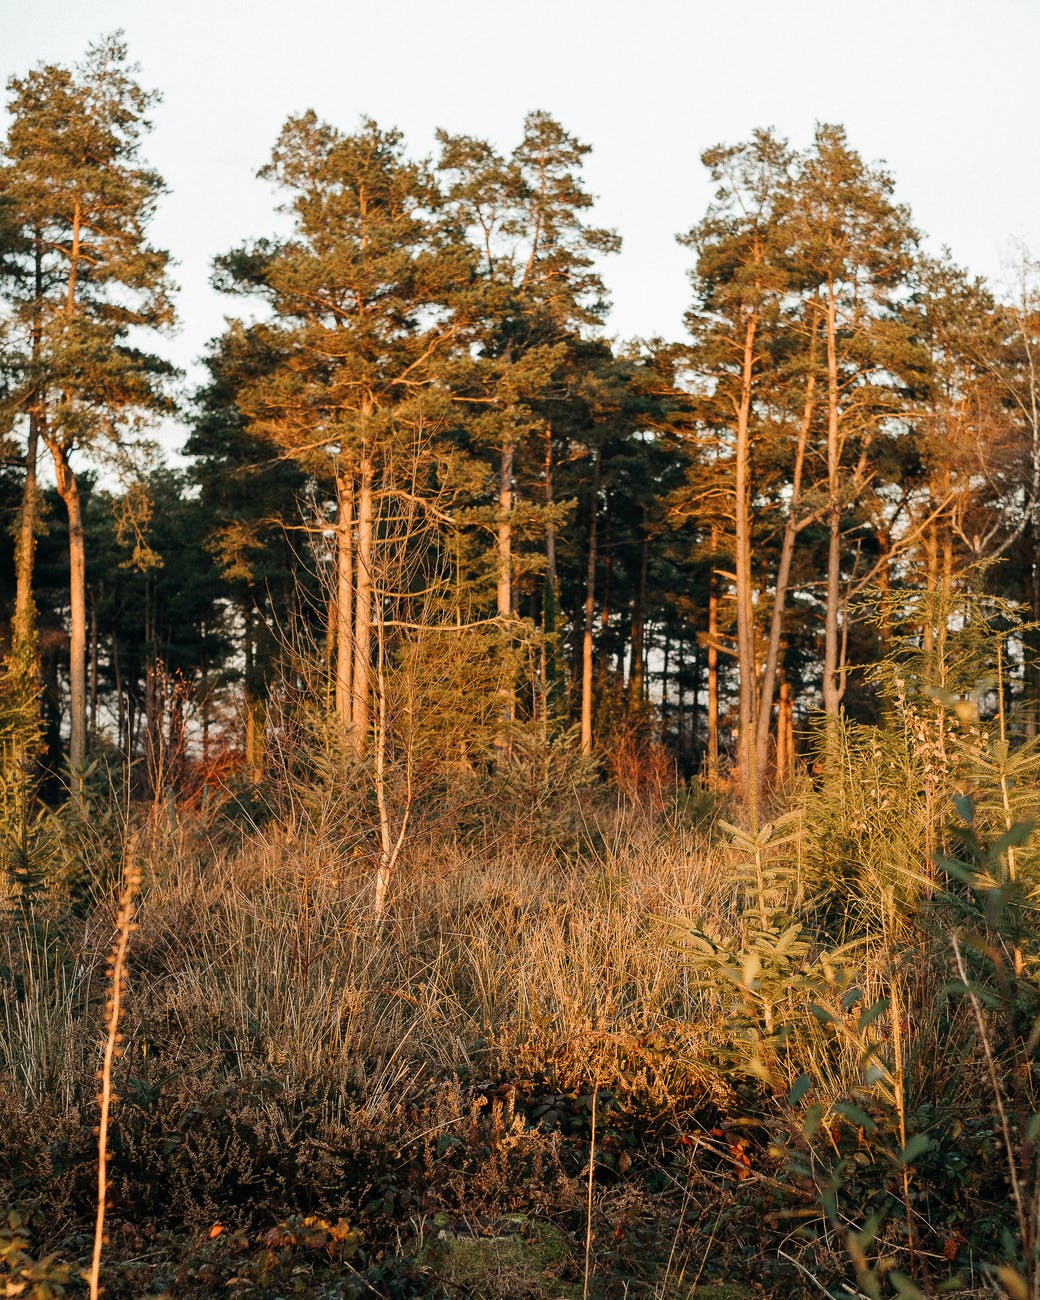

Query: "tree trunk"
(628, 524), (648, 709)
(351, 451), (374, 757)
(734, 313), (759, 817)
(13, 418), (40, 654)
(3, 241), (48, 821)
(600, 519), (613, 631)
(922, 522), (938, 666)
(50, 442), (87, 793)
(89, 594), (98, 735)
(541, 424), (564, 725)
(777, 676), (793, 782)
(678, 635), (688, 763)
(495, 438), (515, 758)
(580, 444), (602, 756)
(543, 425), (557, 589)
(12, 239), (45, 659)
(660, 633), (670, 739)
(335, 469), (354, 730)
(1026, 302), (1040, 736)
(822, 284), (844, 719)
(707, 529), (720, 785)
(243, 607), (263, 783)
(756, 364), (816, 782)
(938, 501), (954, 674)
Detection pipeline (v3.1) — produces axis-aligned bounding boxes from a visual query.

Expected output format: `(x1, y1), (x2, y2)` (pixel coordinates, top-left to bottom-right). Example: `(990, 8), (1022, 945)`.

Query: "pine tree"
(438, 112), (619, 750)
(215, 114), (473, 757)
(679, 129), (795, 807)
(789, 124), (919, 720)
(0, 34), (175, 793)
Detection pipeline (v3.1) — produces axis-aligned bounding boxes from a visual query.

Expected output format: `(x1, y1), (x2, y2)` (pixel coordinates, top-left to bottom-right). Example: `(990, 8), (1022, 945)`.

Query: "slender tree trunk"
(12, 238), (45, 672)
(8, 411), (42, 816)
(335, 469), (354, 730)
(351, 451), (374, 757)
(628, 524), (648, 709)
(600, 519), (613, 631)
(495, 438), (515, 758)
(660, 633), (670, 739)
(922, 523), (938, 665)
(580, 444), (602, 756)
(777, 676), (793, 782)
(756, 365), (816, 781)
(677, 636), (687, 763)
(13, 418), (40, 652)
(1023, 296), (1040, 737)
(734, 313), (759, 819)
(497, 440), (514, 621)
(243, 609), (263, 784)
(822, 284), (844, 719)
(542, 424), (563, 725)
(112, 637), (126, 759)
(544, 425), (557, 589)
(89, 595), (98, 735)
(50, 442), (86, 793)
(938, 500), (954, 674)
(707, 531), (720, 786)
(200, 623), (210, 767)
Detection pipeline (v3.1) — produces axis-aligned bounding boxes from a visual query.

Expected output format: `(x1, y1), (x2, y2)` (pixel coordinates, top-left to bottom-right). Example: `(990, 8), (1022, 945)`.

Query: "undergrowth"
(2, 603), (1039, 1297)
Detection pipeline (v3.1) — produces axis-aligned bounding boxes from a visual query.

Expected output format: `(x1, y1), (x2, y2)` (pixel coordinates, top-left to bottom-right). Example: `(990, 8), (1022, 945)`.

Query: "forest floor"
(1, 738), (1034, 1298)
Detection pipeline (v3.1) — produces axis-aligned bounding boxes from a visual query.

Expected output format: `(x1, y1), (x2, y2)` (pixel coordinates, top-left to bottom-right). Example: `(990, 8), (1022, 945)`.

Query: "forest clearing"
(2, 16), (1040, 1299)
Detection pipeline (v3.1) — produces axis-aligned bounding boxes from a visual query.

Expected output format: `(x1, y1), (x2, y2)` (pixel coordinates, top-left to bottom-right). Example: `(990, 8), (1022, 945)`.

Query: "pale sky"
(3, 0), (1039, 446)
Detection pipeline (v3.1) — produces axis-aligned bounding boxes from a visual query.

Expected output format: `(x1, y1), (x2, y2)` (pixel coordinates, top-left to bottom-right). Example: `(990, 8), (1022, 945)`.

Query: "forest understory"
(3, 664), (1039, 1300)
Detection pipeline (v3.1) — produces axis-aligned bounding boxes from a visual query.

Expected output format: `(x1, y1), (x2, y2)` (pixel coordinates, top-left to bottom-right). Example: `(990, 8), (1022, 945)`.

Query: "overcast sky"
(4, 0), (1039, 434)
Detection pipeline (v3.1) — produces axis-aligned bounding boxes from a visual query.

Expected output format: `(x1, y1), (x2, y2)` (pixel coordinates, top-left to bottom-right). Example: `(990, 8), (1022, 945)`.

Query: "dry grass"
(0, 736), (1036, 1296)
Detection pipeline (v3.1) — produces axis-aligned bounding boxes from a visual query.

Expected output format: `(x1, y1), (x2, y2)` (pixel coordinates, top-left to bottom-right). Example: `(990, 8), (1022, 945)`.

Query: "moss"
(421, 1215), (581, 1298)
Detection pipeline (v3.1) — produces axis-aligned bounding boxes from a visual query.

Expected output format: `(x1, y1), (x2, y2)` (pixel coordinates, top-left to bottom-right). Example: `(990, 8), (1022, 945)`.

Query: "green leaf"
(788, 1073), (812, 1106)
(1027, 1113), (1040, 1144)
(803, 1102), (826, 1137)
(857, 998), (890, 1032)
(899, 1133), (931, 1164)
(933, 852), (976, 884)
(988, 820), (1035, 862)
(833, 1102), (877, 1134)
(841, 986), (864, 1011)
(809, 1002), (836, 1024)
(941, 979), (999, 1009)
(889, 1270), (927, 1299)
(953, 793), (974, 823)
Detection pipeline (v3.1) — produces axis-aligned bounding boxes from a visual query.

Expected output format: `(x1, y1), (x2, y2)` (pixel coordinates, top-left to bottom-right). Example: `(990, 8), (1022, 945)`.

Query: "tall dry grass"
(1, 675), (1037, 1295)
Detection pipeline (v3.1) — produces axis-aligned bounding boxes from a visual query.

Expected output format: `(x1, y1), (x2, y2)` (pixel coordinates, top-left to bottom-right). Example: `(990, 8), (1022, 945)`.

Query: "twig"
(583, 1082), (598, 1300)
(777, 1247), (870, 1299)
(950, 932), (1029, 1257)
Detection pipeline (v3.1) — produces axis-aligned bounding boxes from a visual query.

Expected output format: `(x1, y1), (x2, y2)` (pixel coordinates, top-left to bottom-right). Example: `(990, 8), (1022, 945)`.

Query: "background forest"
(2, 33), (1040, 1300)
